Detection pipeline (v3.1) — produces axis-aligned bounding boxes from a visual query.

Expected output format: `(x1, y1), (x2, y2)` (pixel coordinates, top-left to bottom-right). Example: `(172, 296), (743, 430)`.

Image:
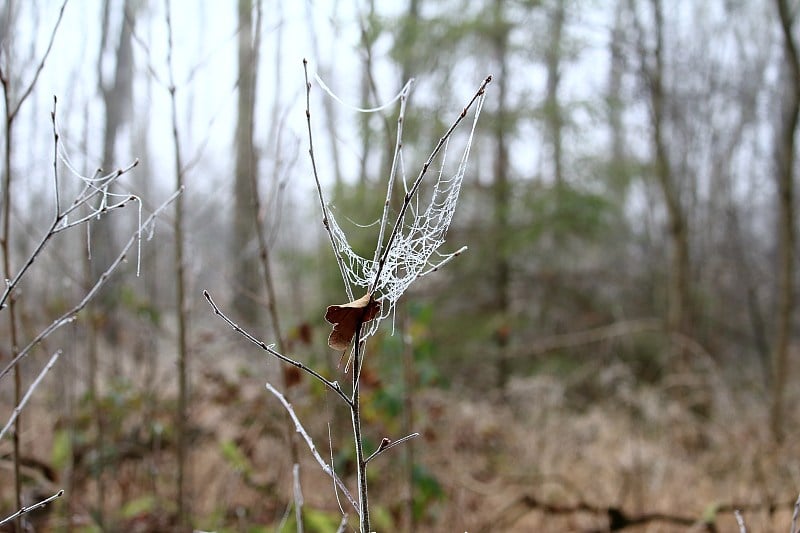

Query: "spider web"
(322, 83), (487, 340)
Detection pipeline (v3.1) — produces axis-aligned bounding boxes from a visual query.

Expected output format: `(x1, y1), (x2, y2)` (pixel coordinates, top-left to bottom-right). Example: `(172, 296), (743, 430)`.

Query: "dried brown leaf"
(324, 293), (381, 351)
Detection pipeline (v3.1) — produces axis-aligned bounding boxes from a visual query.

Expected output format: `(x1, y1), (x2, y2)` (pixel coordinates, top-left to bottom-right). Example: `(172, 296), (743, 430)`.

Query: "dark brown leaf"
(324, 293), (381, 351)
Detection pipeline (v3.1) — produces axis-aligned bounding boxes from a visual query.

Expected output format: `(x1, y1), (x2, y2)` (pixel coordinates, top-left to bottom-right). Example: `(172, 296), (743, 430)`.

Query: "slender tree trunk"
(398, 2), (419, 529)
(770, 0), (799, 442)
(607, 0), (626, 192)
(400, 305), (416, 532)
(86, 5), (135, 524)
(646, 0), (691, 342)
(94, 0), (135, 346)
(1, 67), (23, 533)
(232, 0), (260, 323)
(164, 0), (191, 524)
(544, 0), (565, 189)
(492, 0), (512, 389)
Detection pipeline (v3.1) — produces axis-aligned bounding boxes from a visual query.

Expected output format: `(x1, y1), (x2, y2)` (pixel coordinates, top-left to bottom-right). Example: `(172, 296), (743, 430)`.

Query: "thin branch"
(0, 113), (140, 311)
(0, 188), (183, 381)
(418, 246), (468, 277)
(52, 96), (60, 217)
(7, 0), (68, 121)
(365, 432), (420, 464)
(303, 58), (354, 303)
(0, 489), (64, 527)
(371, 79), (413, 267)
(203, 290), (351, 406)
(265, 382), (359, 515)
(791, 493), (800, 533)
(350, 323), (369, 532)
(0, 350), (61, 441)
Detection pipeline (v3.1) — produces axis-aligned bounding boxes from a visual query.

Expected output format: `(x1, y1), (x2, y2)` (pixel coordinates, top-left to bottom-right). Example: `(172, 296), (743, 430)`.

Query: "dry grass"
(1, 336), (799, 532)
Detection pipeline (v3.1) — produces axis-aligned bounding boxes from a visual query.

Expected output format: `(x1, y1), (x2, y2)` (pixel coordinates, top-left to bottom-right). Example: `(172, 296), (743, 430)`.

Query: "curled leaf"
(324, 293), (381, 351)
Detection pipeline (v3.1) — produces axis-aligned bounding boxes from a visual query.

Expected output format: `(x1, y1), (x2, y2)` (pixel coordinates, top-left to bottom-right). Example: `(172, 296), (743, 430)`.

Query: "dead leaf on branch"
(325, 293), (381, 351)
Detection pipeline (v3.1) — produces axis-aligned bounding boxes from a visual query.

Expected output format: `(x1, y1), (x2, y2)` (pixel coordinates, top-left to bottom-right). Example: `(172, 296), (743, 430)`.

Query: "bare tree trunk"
(232, 0), (260, 323)
(400, 305), (416, 533)
(642, 0), (691, 343)
(1, 46), (23, 533)
(544, 0), (565, 189)
(492, 0), (512, 390)
(770, 0), (799, 442)
(0, 3), (65, 528)
(87, 4), (135, 524)
(94, 0), (135, 345)
(162, 0), (192, 524)
(607, 0), (626, 189)
(398, 3), (419, 529)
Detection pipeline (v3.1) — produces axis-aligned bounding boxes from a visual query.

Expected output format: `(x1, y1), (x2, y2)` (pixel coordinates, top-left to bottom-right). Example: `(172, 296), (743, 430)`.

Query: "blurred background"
(1, 0), (800, 531)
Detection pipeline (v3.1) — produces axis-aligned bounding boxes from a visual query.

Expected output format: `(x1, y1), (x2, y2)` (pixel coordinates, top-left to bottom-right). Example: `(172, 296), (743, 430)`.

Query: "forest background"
(2, 0), (800, 531)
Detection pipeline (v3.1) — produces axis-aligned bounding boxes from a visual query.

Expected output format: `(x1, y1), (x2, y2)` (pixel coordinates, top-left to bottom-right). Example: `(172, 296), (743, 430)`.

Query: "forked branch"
(0, 97), (141, 311)
(203, 290), (351, 406)
(0, 187), (183, 381)
(266, 383), (359, 514)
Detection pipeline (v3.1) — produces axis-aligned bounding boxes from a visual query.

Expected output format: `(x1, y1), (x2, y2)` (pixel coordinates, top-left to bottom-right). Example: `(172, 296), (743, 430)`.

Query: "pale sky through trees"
(7, 0), (621, 208)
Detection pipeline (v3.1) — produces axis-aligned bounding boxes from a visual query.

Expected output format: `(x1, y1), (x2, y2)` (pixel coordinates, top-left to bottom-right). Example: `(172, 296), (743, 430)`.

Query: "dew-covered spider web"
(315, 74), (488, 341)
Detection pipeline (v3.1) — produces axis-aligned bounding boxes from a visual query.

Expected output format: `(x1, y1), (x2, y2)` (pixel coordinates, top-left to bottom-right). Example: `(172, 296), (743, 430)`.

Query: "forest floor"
(2, 331), (799, 532)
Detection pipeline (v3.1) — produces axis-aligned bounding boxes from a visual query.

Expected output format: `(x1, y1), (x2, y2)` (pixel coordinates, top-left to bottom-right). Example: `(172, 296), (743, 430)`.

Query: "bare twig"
(0, 102), (140, 311)
(0, 188), (183, 381)
(350, 324), (369, 532)
(365, 432), (420, 464)
(204, 290), (351, 405)
(302, 71), (490, 532)
(791, 493), (800, 533)
(3, 0), (68, 121)
(0, 489), (64, 527)
(303, 58), (354, 303)
(0, 350), (61, 441)
(419, 246), (468, 277)
(371, 78), (413, 266)
(265, 382), (359, 514)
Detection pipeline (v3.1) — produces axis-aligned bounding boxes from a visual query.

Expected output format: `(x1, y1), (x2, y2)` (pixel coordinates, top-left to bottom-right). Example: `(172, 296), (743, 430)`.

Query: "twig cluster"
(0, 98), (181, 526)
(205, 60), (490, 532)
